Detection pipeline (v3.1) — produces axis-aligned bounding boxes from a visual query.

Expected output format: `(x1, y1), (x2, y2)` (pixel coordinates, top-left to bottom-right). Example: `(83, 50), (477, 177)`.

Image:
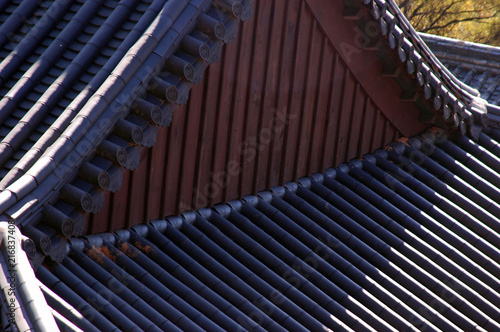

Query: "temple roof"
(422, 32), (500, 106)
(36, 128), (500, 331)
(1, 0), (500, 330)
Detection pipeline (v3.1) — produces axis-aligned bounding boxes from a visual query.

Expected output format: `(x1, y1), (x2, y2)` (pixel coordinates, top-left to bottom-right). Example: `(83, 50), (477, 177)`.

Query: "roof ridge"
(0, 0), (169, 194)
(352, 0), (491, 138)
(420, 32), (500, 61)
(0, 0), (254, 264)
(0, 0), (136, 188)
(420, 32), (500, 82)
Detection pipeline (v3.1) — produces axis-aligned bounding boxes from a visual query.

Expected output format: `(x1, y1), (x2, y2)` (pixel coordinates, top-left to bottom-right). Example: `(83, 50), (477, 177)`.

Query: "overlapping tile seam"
(332, 0), (496, 137)
(0, 0), (253, 265)
(36, 127), (500, 331)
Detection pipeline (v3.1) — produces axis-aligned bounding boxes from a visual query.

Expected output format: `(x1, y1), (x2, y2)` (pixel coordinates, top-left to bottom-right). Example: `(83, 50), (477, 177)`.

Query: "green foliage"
(395, 0), (500, 46)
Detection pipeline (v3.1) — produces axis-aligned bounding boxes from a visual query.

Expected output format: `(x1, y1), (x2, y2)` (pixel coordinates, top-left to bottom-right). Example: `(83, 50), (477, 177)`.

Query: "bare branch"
(398, 0), (413, 16)
(427, 1), (462, 29)
(394, 0), (500, 45)
(409, 2), (429, 29)
(407, 1), (426, 20)
(421, 14), (498, 32)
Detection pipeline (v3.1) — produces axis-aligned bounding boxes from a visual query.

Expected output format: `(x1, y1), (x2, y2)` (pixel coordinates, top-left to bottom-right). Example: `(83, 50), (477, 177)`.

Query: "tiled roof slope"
(37, 128), (500, 331)
(0, 0), (252, 263)
(421, 33), (500, 106)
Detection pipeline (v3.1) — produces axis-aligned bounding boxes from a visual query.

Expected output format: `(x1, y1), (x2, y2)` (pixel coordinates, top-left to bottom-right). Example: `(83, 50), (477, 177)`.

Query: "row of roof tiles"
(0, 0), (252, 266)
(421, 32), (500, 112)
(420, 34), (500, 123)
(0, 0), (496, 266)
(357, 0), (497, 137)
(32, 127), (500, 331)
(0, 0), (500, 328)
(0, 0), (500, 329)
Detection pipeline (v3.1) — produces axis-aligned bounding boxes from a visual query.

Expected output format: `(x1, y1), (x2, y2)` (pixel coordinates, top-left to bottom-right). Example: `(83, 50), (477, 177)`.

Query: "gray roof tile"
(0, 0), (251, 249)
(422, 33), (500, 107)
(0, 0), (254, 241)
(26, 129), (500, 330)
(5, 0), (500, 329)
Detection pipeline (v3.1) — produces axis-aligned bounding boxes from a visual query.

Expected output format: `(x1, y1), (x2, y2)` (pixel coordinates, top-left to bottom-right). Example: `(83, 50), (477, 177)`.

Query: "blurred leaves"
(395, 0), (500, 45)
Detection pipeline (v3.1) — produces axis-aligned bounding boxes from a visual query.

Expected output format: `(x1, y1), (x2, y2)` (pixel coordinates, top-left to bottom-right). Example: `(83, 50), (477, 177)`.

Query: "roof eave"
(0, 0), (254, 264)
(358, 0), (493, 139)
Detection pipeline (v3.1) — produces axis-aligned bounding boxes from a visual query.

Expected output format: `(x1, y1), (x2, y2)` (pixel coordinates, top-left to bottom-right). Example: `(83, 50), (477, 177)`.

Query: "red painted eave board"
(305, 0), (428, 137)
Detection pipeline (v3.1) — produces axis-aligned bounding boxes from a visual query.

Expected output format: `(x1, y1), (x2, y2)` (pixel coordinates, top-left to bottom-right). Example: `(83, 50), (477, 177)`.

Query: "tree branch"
(421, 14), (498, 32)
(398, 0), (412, 16)
(427, 1), (462, 29)
(408, 1), (426, 21)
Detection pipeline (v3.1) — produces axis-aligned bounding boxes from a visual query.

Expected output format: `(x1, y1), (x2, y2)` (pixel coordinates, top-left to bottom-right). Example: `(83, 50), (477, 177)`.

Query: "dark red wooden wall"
(87, 0), (429, 233)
